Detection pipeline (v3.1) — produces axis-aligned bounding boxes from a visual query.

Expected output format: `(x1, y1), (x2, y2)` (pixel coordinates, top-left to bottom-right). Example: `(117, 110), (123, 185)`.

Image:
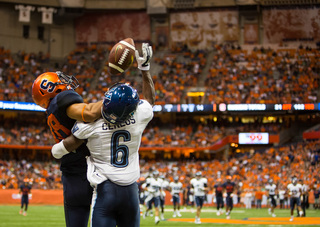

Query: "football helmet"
(32, 71), (79, 109)
(292, 177), (298, 185)
(195, 171), (202, 177)
(174, 176), (179, 182)
(101, 83), (139, 124)
(226, 175), (232, 181)
(153, 170), (159, 178)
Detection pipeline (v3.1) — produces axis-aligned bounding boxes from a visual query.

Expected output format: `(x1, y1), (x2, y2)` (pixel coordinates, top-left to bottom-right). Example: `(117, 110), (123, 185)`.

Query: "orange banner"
(0, 189), (63, 204)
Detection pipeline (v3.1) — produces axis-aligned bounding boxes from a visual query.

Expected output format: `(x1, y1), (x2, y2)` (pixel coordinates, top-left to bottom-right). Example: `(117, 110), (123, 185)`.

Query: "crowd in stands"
(205, 44), (320, 104)
(153, 49), (207, 104)
(0, 159), (61, 190)
(0, 44), (319, 209)
(1, 44), (319, 105)
(1, 139), (319, 209)
(0, 114), (54, 146)
(0, 114), (282, 148)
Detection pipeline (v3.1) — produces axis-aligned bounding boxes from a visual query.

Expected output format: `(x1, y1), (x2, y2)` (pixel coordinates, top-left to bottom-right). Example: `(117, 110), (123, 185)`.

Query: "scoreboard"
(0, 101), (318, 113)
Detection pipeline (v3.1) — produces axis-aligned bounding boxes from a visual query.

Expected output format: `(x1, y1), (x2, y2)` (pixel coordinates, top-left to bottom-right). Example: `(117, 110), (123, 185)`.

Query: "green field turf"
(0, 205), (319, 227)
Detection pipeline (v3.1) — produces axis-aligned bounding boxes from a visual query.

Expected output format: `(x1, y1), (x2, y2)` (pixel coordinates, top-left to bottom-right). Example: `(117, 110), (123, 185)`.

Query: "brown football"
(108, 38), (135, 75)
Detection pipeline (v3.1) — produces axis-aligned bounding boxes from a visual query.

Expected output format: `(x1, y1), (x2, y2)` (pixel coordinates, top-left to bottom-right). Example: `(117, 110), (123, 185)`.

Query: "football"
(108, 38), (135, 75)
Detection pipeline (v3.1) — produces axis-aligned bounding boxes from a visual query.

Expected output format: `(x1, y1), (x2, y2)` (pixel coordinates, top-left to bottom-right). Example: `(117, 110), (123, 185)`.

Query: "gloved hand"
(135, 43), (153, 71)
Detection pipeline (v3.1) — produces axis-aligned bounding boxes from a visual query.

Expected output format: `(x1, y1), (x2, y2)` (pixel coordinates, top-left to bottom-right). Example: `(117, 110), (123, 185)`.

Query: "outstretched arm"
(135, 43), (155, 106)
(142, 70), (155, 106)
(66, 101), (103, 122)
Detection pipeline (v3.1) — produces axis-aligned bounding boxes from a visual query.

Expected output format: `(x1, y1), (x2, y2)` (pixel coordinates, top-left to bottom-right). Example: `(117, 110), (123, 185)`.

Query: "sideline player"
(160, 175), (169, 220)
(169, 176), (183, 217)
(144, 170), (163, 224)
(287, 177), (304, 222)
(19, 178), (31, 216)
(298, 179), (309, 217)
(52, 43), (155, 227)
(190, 171), (208, 224)
(222, 175), (236, 219)
(265, 178), (277, 217)
(214, 178), (224, 216)
(32, 71), (102, 227)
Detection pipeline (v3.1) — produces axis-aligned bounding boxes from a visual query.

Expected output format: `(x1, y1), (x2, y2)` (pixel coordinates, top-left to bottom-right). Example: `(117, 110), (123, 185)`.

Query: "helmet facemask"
(56, 71), (79, 90)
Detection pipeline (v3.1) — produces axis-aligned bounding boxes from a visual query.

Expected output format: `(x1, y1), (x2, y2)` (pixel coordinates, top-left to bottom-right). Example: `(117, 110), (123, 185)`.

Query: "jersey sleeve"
(56, 90), (83, 113)
(136, 100), (153, 124)
(71, 121), (95, 140)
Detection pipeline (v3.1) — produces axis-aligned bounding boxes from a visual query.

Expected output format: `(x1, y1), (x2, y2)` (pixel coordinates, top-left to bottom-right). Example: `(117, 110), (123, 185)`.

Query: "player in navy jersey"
(19, 179), (31, 216)
(32, 71), (102, 227)
(214, 178), (224, 216)
(51, 43), (155, 227)
(222, 176), (236, 219)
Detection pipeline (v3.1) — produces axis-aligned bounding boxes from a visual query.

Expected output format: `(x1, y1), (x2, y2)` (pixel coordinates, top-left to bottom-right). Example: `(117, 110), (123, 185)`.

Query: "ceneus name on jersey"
(102, 117), (136, 130)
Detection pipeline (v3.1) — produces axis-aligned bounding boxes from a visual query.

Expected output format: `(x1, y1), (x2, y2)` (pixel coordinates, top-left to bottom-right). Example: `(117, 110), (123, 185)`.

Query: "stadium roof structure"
(0, 0), (319, 10)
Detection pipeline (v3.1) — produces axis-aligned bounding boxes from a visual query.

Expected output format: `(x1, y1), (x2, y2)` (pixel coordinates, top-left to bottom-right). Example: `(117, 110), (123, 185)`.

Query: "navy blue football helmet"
(101, 83), (139, 124)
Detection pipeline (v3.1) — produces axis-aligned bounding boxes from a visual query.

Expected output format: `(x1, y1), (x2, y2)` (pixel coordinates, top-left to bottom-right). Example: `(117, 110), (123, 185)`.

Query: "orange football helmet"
(32, 71), (79, 109)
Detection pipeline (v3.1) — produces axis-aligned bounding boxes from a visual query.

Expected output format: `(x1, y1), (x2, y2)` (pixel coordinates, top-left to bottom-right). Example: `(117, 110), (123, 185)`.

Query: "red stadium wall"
(303, 131), (320, 140)
(0, 134), (280, 152)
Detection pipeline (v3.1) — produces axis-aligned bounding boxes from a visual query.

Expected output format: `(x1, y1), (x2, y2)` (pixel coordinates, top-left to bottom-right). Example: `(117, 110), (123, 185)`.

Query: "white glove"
(51, 140), (69, 159)
(135, 43), (153, 71)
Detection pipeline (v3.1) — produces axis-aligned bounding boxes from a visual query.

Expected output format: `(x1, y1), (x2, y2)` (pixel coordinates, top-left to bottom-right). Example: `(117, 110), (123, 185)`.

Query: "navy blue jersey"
(214, 184), (224, 197)
(20, 184), (31, 196)
(222, 181), (236, 195)
(46, 90), (90, 174)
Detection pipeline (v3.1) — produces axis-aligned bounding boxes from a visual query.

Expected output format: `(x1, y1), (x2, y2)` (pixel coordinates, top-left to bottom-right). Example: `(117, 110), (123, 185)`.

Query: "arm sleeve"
(71, 121), (95, 140)
(136, 100), (153, 123)
(57, 90), (83, 113)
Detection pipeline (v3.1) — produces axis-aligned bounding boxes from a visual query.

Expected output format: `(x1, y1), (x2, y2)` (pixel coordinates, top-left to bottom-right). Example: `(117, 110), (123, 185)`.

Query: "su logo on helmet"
(40, 79), (57, 93)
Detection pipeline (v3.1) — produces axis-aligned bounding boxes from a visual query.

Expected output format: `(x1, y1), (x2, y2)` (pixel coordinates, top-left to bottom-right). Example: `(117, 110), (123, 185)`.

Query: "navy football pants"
(62, 173), (93, 227)
(92, 180), (140, 227)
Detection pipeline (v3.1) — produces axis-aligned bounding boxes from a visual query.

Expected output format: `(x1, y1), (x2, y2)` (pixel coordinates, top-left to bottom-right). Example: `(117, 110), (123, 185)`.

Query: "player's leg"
(296, 197), (303, 217)
(301, 195), (306, 216)
(91, 180), (117, 227)
(226, 196), (232, 219)
(289, 198), (295, 221)
(62, 173), (93, 227)
(160, 197), (165, 220)
(229, 196), (234, 212)
(216, 197), (221, 215)
(153, 196), (161, 224)
(271, 196), (276, 217)
(177, 196), (182, 217)
(23, 199), (28, 216)
(194, 196), (202, 224)
(20, 198), (24, 214)
(173, 197), (177, 217)
(116, 182), (140, 227)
